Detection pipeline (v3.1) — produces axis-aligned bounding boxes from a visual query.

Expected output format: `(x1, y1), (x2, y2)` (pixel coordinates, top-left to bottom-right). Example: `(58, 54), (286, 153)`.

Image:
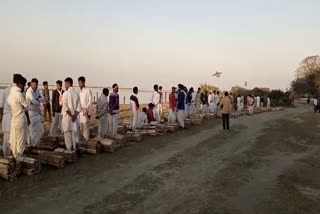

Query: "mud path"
(1, 103), (319, 214)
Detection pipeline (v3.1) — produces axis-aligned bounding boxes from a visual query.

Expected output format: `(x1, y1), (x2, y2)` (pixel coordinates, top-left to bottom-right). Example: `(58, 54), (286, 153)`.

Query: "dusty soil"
(1, 101), (320, 214)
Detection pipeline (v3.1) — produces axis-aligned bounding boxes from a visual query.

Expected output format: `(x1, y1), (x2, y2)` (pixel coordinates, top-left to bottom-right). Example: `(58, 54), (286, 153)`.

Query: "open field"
(1, 101), (320, 214)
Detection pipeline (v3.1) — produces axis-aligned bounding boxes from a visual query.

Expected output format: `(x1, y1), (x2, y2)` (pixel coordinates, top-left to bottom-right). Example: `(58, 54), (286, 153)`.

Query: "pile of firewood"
(117, 125), (128, 135)
(165, 122), (179, 132)
(0, 157), (21, 181)
(156, 124), (167, 135)
(54, 148), (77, 163)
(100, 139), (116, 153)
(124, 132), (143, 143)
(190, 115), (203, 125)
(184, 119), (192, 128)
(16, 156), (41, 175)
(114, 134), (125, 146)
(79, 140), (102, 155)
(141, 124), (157, 136)
(28, 149), (65, 169)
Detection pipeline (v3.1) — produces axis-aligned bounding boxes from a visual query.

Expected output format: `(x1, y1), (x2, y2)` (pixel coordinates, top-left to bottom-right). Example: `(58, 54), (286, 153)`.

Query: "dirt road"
(1, 102), (320, 214)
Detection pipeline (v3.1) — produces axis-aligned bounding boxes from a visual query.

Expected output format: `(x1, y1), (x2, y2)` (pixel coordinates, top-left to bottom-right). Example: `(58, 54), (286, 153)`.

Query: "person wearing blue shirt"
(177, 84), (185, 129)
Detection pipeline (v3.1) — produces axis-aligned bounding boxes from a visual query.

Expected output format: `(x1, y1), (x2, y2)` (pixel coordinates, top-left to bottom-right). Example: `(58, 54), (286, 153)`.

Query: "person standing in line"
(237, 94), (241, 112)
(247, 95), (255, 115)
(49, 80), (64, 136)
(317, 96), (320, 114)
(78, 76), (92, 141)
(240, 94), (244, 111)
(201, 91), (209, 115)
(109, 84), (120, 136)
(267, 97), (271, 108)
(42, 81), (52, 122)
(96, 88), (109, 139)
(290, 94), (295, 108)
(177, 84), (186, 129)
(208, 91), (214, 112)
(220, 92), (232, 131)
(195, 88), (201, 114)
(0, 74), (23, 156)
(187, 87), (194, 116)
(168, 87), (177, 123)
(137, 107), (148, 128)
(151, 84), (161, 124)
(61, 78), (80, 151)
(183, 86), (188, 118)
(158, 86), (163, 117)
(130, 87), (139, 132)
(256, 95), (261, 108)
(26, 78), (45, 146)
(229, 92), (235, 112)
(8, 75), (30, 158)
(191, 87), (197, 114)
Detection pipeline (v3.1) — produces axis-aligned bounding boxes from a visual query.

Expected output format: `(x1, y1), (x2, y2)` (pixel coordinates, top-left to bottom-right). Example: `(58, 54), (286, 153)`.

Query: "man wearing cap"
(108, 84), (120, 136)
(0, 74), (22, 156)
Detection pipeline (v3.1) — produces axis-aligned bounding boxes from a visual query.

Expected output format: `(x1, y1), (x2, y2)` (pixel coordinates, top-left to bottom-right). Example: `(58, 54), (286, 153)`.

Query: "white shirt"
(237, 97), (241, 105)
(130, 94), (139, 113)
(7, 86), (29, 125)
(151, 91), (160, 106)
(79, 87), (93, 123)
(26, 88), (45, 116)
(61, 87), (81, 132)
(0, 85), (13, 115)
(314, 99), (318, 106)
(267, 98), (271, 103)
(191, 92), (196, 104)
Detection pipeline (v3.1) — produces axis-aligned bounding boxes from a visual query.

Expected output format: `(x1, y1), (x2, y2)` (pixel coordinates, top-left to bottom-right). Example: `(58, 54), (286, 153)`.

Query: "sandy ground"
(1, 101), (320, 214)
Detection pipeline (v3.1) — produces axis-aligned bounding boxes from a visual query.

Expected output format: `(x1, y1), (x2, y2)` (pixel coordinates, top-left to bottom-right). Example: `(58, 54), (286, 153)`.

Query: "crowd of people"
(0, 73), (272, 159)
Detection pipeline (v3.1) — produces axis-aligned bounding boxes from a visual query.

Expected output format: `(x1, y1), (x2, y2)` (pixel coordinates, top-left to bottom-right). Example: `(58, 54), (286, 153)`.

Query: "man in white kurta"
(78, 76), (92, 141)
(195, 88), (201, 114)
(61, 78), (81, 151)
(237, 95), (241, 112)
(0, 85), (13, 156)
(96, 88), (109, 139)
(8, 77), (29, 158)
(256, 96), (261, 108)
(267, 97), (271, 108)
(26, 79), (45, 146)
(151, 85), (161, 124)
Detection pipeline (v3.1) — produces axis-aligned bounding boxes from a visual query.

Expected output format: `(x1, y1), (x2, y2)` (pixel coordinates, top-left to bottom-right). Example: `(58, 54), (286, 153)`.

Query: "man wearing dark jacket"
(49, 80), (64, 136)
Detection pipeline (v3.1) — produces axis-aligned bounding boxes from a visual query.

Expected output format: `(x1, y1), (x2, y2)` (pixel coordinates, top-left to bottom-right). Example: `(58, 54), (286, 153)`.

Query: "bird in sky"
(212, 71), (222, 78)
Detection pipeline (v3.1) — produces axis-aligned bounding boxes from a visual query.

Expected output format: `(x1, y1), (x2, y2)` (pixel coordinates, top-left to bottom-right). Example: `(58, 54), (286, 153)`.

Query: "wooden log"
(100, 139), (116, 153)
(124, 132), (143, 143)
(54, 148), (77, 163)
(79, 140), (102, 155)
(117, 125), (127, 135)
(36, 153), (65, 169)
(0, 157), (19, 181)
(184, 119), (192, 128)
(114, 134), (125, 146)
(16, 156), (41, 174)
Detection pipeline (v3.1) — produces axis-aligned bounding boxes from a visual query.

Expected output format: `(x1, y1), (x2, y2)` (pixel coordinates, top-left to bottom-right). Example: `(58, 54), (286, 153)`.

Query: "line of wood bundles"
(117, 124), (128, 135)
(100, 139), (117, 153)
(28, 149), (65, 169)
(184, 119), (192, 128)
(54, 148), (77, 163)
(190, 115), (203, 125)
(79, 139), (102, 155)
(0, 157), (21, 181)
(124, 132), (143, 143)
(16, 156), (41, 176)
(141, 124), (157, 136)
(165, 122), (179, 132)
(156, 124), (167, 135)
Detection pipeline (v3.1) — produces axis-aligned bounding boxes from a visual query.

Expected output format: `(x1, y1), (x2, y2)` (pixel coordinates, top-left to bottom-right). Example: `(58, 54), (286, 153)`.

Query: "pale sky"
(1, 0), (319, 90)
